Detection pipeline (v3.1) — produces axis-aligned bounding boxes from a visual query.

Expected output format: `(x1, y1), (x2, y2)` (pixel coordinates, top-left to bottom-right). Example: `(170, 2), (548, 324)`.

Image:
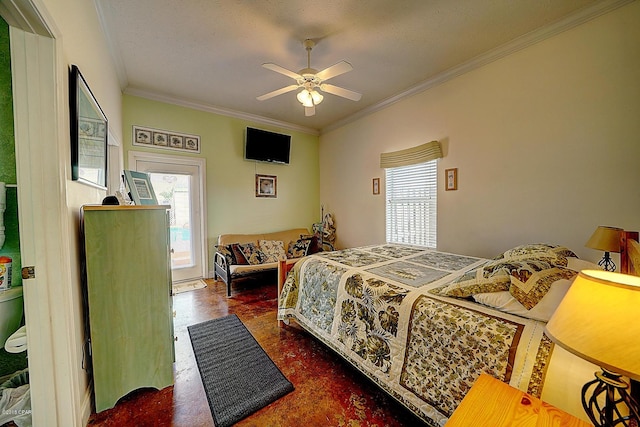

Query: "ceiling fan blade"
(320, 84), (362, 101)
(262, 63), (301, 80)
(315, 61), (353, 81)
(305, 105), (315, 117)
(256, 84), (298, 101)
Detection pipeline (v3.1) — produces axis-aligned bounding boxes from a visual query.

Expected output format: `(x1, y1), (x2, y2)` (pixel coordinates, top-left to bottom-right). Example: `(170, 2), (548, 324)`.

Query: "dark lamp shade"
(585, 226), (623, 253)
(545, 270), (640, 380)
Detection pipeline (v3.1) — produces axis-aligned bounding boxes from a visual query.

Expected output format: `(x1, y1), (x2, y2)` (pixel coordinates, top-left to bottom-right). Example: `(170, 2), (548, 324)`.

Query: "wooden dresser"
(446, 373), (591, 426)
(81, 205), (174, 412)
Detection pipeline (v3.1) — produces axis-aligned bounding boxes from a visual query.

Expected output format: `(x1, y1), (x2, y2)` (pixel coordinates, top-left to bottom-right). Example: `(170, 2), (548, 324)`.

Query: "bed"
(277, 234), (639, 426)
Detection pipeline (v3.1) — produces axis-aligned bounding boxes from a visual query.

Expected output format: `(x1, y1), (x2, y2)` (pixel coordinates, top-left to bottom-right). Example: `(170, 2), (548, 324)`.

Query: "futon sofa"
(214, 228), (318, 296)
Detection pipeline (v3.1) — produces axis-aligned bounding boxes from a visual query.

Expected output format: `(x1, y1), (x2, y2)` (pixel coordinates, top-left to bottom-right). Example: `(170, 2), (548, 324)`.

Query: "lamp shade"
(545, 270), (640, 380)
(585, 226), (623, 253)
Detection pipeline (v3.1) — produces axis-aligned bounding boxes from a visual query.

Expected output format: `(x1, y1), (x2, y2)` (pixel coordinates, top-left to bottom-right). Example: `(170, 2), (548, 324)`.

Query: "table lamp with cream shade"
(545, 269), (640, 426)
(586, 226), (623, 271)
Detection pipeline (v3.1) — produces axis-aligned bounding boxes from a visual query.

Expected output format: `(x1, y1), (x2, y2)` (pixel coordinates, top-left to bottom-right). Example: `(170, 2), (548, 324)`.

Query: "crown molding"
(94, 0), (128, 89)
(124, 87), (320, 136)
(321, 0), (634, 134)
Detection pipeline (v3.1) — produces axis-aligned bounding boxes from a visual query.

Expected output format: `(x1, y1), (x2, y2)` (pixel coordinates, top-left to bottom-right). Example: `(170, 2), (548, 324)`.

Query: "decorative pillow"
(493, 244), (578, 267)
(230, 243), (249, 265)
(240, 243), (268, 265)
(566, 257), (601, 272)
(437, 262), (511, 298)
(259, 240), (286, 263)
(509, 266), (577, 310)
(300, 234), (321, 255)
(473, 278), (573, 322)
(215, 244), (236, 265)
(287, 239), (310, 259)
(438, 259), (552, 298)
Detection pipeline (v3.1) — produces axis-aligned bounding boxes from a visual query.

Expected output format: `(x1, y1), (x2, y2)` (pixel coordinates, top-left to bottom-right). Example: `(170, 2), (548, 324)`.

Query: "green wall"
(122, 94), (321, 267)
(0, 17), (21, 287)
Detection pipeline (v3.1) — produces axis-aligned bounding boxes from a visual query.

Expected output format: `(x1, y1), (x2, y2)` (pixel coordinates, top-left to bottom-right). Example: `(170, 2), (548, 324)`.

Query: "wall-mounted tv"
(244, 127), (291, 164)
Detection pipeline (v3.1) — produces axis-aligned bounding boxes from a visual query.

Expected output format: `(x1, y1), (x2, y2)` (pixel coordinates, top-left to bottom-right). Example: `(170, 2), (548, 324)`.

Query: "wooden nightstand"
(445, 373), (591, 426)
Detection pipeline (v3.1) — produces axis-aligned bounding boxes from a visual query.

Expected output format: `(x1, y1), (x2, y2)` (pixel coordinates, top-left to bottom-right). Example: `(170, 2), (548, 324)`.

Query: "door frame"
(1, 0), (86, 425)
(128, 150), (208, 280)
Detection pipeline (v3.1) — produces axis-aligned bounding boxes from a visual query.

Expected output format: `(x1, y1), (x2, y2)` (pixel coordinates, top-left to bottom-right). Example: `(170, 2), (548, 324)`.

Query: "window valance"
(379, 140), (442, 169)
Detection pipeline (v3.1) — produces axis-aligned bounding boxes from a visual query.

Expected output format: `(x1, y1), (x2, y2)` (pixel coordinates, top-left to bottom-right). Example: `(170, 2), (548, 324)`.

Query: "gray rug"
(188, 314), (294, 427)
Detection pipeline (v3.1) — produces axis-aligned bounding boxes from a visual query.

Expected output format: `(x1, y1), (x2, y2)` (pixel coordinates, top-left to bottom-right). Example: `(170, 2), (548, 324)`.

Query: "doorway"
(129, 151), (208, 282)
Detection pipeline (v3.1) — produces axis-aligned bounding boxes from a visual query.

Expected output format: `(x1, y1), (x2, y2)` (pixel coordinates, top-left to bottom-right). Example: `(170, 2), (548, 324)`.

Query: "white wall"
(39, 0), (123, 422)
(320, 1), (640, 263)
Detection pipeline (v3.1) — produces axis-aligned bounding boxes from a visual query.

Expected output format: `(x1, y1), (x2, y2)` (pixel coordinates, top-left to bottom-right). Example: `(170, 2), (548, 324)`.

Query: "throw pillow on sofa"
(240, 243), (268, 265)
(287, 239), (310, 259)
(259, 240), (286, 263)
(300, 234), (321, 255)
(216, 243), (249, 266)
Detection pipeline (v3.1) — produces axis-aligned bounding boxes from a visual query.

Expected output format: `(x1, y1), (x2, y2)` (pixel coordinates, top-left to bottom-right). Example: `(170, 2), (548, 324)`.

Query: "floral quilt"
(278, 244), (555, 426)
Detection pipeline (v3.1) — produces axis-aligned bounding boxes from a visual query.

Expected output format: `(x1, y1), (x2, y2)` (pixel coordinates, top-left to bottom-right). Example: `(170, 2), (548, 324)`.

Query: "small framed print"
(445, 168), (458, 191)
(153, 132), (168, 146)
(169, 134), (184, 149)
(134, 128), (152, 145)
(256, 174), (277, 198)
(373, 178), (380, 195)
(124, 170), (158, 205)
(185, 137), (199, 151)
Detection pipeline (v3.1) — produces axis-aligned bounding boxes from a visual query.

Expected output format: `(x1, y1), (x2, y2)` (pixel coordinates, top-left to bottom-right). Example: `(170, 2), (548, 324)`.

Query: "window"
(385, 160), (437, 248)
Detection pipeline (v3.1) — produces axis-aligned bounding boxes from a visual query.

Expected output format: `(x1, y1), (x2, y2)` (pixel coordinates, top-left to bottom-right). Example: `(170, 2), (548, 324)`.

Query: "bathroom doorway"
(128, 151), (208, 282)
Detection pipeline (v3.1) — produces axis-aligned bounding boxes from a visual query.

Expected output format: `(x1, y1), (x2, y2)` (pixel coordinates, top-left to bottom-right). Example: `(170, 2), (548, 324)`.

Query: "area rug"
(188, 314), (294, 427)
(172, 279), (207, 295)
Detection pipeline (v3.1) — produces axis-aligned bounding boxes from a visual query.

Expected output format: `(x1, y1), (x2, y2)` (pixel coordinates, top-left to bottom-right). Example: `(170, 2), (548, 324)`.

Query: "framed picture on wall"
(445, 168), (458, 191)
(373, 178), (380, 195)
(255, 174), (277, 198)
(69, 65), (108, 189)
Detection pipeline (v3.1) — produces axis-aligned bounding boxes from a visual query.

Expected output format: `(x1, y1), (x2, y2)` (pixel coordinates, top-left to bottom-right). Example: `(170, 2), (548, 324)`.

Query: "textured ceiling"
(96, 0), (611, 133)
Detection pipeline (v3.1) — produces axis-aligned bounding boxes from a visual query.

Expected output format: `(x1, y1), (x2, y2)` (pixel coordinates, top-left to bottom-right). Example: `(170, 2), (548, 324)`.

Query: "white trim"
(4, 0), (86, 425)
(128, 150), (209, 281)
(124, 87), (320, 136)
(93, 0), (127, 88)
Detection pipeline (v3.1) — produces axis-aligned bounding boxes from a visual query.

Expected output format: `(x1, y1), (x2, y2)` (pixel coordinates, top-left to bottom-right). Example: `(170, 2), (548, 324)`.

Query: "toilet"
(0, 286), (24, 349)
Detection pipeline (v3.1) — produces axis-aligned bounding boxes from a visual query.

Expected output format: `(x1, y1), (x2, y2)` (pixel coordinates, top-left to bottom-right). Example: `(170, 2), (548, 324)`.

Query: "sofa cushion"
(230, 243), (249, 265)
(218, 228), (310, 254)
(287, 239), (310, 259)
(259, 240), (287, 263)
(240, 242), (268, 265)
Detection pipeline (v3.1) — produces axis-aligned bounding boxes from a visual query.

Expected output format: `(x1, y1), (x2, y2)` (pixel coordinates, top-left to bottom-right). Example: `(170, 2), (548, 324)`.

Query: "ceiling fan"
(257, 39), (362, 117)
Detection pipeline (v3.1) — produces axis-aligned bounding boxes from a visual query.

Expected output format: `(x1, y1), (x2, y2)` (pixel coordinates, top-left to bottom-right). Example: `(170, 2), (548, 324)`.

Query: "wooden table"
(445, 373), (591, 426)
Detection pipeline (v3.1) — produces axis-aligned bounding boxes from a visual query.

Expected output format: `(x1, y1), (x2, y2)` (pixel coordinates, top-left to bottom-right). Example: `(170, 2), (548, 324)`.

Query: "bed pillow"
(509, 266), (577, 310)
(240, 242), (268, 265)
(438, 259), (552, 298)
(287, 239), (310, 259)
(566, 257), (601, 272)
(493, 244), (578, 267)
(259, 240), (286, 263)
(473, 278), (573, 322)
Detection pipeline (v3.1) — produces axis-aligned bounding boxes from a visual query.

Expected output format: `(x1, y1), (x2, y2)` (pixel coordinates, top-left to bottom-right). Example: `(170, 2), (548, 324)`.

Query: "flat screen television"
(244, 127), (291, 164)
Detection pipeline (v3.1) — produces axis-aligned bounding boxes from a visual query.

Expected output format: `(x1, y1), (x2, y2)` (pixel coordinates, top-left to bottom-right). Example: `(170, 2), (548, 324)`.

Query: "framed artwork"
(445, 168), (458, 191)
(124, 170), (158, 205)
(255, 174), (277, 198)
(373, 178), (380, 195)
(69, 65), (108, 189)
(133, 125), (201, 153)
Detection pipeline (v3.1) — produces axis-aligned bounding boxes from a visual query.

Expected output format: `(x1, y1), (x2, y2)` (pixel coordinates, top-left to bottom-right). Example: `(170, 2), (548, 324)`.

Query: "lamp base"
(582, 369), (640, 426)
(598, 252), (617, 272)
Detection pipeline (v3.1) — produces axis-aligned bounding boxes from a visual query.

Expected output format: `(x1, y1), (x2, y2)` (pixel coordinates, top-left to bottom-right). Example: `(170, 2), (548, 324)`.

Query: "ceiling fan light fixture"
(297, 89), (323, 107)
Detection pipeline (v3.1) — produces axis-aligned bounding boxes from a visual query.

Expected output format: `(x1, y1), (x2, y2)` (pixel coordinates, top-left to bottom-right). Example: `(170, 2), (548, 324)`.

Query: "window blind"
(385, 160), (437, 248)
